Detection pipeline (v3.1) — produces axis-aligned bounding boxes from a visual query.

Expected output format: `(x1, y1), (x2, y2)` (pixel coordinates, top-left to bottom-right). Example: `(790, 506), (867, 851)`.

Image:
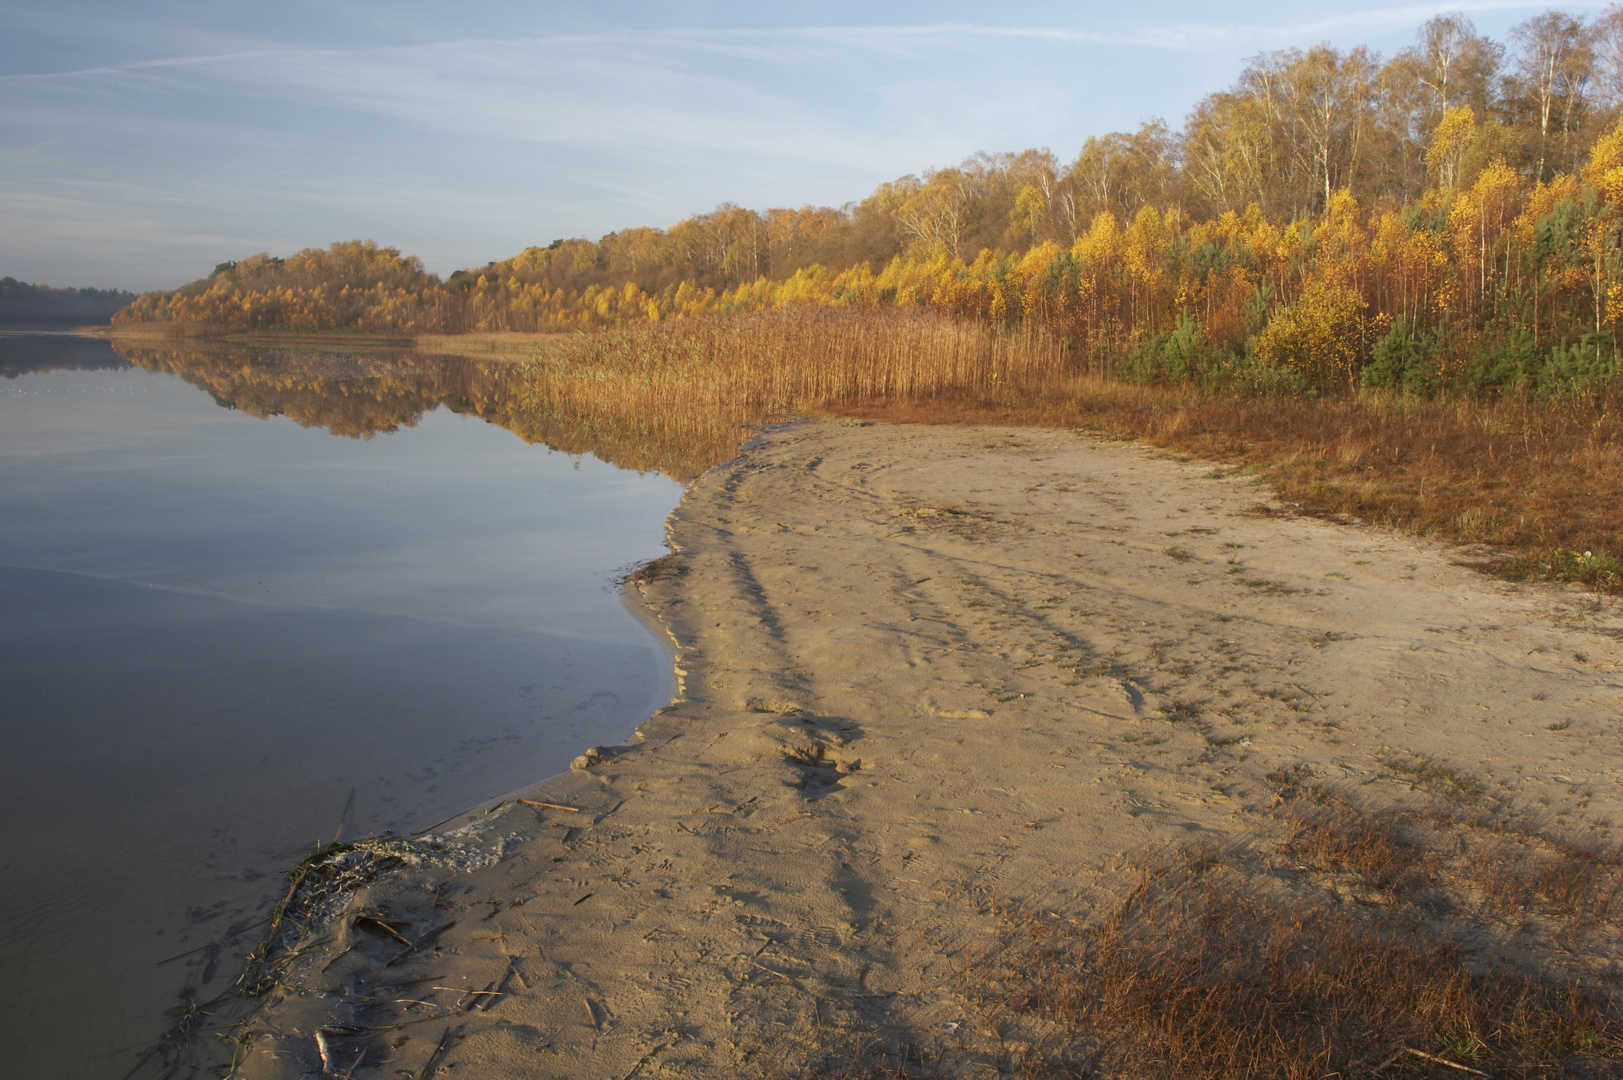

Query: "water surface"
(0, 335), (688, 1078)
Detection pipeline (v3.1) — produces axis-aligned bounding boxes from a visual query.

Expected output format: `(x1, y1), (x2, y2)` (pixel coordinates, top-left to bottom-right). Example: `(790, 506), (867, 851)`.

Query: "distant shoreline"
(98, 324), (568, 357)
(96, 323), (415, 348)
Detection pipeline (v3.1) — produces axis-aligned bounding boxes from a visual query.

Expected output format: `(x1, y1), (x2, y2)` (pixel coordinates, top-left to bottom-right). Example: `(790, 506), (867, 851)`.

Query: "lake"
(0, 333), (695, 1079)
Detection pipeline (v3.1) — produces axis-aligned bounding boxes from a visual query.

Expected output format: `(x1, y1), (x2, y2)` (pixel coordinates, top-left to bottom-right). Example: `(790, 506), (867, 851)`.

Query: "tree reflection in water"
(111, 338), (756, 481)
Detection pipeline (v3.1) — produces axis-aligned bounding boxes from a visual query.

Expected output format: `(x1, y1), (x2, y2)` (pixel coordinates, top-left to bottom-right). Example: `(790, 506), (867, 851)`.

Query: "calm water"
(0, 334), (687, 1078)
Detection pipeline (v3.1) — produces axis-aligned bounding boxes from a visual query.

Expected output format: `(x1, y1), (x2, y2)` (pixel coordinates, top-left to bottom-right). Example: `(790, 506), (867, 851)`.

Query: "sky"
(0, 1), (1608, 292)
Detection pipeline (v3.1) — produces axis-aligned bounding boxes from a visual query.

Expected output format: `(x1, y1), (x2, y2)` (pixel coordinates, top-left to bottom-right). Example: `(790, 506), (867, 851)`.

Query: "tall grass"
(477, 308), (1065, 480)
(510, 307), (1065, 410)
(965, 782), (1623, 1080)
(481, 307), (1623, 587)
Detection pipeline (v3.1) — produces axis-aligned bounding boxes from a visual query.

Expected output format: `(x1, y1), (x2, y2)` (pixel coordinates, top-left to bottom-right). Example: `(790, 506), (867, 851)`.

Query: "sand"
(234, 419), (1623, 1078)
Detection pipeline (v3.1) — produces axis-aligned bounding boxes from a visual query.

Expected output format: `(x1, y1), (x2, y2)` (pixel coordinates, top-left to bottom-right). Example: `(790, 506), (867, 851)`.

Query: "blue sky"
(0, 1), (1600, 291)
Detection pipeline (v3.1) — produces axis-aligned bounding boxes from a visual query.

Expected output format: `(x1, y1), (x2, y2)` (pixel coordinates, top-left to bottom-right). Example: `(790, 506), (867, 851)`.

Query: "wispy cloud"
(0, 1), (1595, 288)
(3, 2), (1583, 88)
(0, 191), (259, 289)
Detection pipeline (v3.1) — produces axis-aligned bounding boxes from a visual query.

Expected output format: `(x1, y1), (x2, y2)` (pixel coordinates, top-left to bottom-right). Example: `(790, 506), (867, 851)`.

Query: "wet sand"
(235, 419), (1623, 1078)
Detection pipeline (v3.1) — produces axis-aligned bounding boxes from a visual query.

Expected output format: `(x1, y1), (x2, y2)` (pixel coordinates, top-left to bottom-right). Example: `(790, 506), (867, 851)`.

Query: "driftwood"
(518, 798), (581, 813)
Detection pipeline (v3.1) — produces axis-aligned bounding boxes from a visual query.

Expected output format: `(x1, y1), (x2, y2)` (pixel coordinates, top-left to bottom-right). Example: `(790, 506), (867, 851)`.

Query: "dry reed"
(109, 338), (744, 478)
(957, 783), (1623, 1080)
(502, 307), (1621, 587)
(487, 308), (1062, 479)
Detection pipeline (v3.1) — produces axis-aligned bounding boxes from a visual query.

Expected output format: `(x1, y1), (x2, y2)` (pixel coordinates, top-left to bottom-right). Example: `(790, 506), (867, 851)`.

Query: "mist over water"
(0, 335), (685, 1079)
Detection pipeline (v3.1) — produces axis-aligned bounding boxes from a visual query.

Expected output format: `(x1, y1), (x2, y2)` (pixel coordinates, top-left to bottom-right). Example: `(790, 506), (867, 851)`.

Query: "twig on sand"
(1373, 1048), (1488, 1076)
(352, 914), (413, 946)
(748, 959), (792, 981)
(519, 798), (581, 813)
(314, 1032), (366, 1079)
(320, 944), (356, 972)
(417, 1025), (457, 1080)
(313, 1029), (334, 1074)
(383, 921), (457, 969)
(470, 957), (520, 1012)
(270, 865), (314, 931)
(621, 1039), (673, 1080)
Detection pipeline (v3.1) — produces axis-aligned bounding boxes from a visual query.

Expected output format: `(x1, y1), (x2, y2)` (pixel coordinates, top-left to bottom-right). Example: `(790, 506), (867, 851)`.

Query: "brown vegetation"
(964, 783), (1623, 1080)
(486, 309), (1623, 590)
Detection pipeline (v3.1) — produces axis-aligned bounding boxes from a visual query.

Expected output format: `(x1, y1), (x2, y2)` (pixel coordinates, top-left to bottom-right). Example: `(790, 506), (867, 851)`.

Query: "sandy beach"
(233, 418), (1623, 1078)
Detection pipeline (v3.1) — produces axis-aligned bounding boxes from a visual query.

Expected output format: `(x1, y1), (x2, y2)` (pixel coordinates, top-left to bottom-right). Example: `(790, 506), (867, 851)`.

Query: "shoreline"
(231, 418), (1623, 1078)
(95, 325), (562, 356)
(93, 324), (415, 347)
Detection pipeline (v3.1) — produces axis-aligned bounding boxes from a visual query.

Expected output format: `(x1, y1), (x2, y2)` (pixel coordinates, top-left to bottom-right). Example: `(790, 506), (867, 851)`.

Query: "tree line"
(115, 10), (1623, 397)
(2, 278), (137, 326)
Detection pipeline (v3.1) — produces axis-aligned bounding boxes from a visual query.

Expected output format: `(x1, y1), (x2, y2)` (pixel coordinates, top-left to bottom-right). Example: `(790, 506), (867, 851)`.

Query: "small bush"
(1253, 281), (1367, 390)
(1120, 316), (1227, 386)
(1462, 326), (1539, 397)
(1540, 338), (1623, 404)
(1363, 319), (1439, 397)
(1463, 330), (1623, 403)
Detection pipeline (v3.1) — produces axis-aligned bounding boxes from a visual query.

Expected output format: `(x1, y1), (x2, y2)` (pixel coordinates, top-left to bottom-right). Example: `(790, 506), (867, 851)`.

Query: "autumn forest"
(115, 10), (1623, 404)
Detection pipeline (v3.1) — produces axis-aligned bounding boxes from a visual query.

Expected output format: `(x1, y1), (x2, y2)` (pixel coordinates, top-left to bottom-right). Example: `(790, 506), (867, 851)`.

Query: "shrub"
(1362, 319), (1439, 397)
(1253, 281), (1367, 390)
(1119, 315), (1225, 386)
(1539, 337), (1623, 403)
(1462, 326), (1539, 397)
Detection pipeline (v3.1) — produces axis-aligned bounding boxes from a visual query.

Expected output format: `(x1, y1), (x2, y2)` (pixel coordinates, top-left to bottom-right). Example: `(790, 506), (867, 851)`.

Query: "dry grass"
(786, 781), (1623, 1080)
(110, 337), (746, 478)
(959, 784), (1623, 1080)
(992, 857), (1617, 1079)
(498, 307), (1622, 588)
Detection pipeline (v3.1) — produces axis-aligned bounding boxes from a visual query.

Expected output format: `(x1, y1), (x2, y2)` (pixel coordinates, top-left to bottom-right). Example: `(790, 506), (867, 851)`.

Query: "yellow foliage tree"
(1253, 280), (1367, 388)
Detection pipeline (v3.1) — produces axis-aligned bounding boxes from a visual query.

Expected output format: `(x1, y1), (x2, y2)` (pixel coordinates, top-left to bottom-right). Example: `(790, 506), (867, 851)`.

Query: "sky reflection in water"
(0, 335), (685, 1079)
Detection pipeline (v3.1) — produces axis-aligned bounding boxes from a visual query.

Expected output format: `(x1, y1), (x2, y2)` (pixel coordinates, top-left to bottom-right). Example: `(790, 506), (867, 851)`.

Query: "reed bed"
(485, 308), (1063, 480)
(515, 306), (1065, 409)
(500, 307), (1622, 586)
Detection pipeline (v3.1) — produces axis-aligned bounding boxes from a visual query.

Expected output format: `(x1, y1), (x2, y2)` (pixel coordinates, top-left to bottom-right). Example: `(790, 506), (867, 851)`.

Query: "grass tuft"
(974, 790), (1623, 1079)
